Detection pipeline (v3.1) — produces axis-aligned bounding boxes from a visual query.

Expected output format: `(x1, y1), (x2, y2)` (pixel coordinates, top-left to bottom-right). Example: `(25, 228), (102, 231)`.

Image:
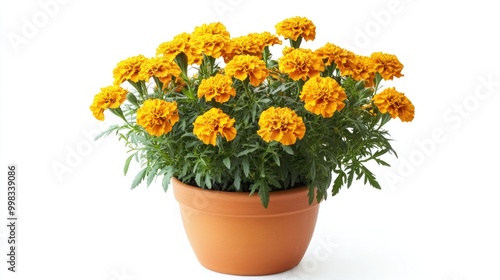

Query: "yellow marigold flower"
(225, 54), (269, 86)
(370, 52), (404, 80)
(224, 34), (262, 62)
(341, 55), (376, 87)
(89, 85), (128, 121)
(192, 22), (230, 38)
(156, 33), (202, 65)
(278, 48), (324, 81)
(113, 54), (147, 85)
(300, 76), (347, 117)
(193, 108), (236, 146)
(275, 16), (316, 41)
(136, 99), (179, 136)
(223, 32), (280, 63)
(138, 57), (182, 88)
(314, 43), (356, 71)
(257, 107), (306, 146)
(190, 33), (231, 59)
(197, 74), (236, 103)
(257, 31), (282, 47)
(190, 22), (231, 59)
(372, 87), (414, 122)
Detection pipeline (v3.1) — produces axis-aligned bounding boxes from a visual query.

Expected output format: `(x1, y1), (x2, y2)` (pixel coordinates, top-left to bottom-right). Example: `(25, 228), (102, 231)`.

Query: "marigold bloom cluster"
(91, 16), (414, 152)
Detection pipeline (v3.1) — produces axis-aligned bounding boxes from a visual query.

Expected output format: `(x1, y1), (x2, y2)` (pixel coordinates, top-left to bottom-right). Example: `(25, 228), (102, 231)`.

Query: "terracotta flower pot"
(172, 177), (320, 276)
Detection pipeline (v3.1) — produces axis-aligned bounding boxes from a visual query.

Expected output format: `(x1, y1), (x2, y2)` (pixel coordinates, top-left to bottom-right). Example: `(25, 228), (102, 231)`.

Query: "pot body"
(172, 177), (320, 276)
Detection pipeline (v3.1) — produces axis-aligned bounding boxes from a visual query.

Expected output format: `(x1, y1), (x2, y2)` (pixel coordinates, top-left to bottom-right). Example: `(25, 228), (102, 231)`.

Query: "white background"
(1, 0), (499, 279)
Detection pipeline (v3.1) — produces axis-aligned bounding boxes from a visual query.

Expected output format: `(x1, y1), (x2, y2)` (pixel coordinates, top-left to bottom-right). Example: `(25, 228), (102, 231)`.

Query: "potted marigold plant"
(90, 16), (414, 275)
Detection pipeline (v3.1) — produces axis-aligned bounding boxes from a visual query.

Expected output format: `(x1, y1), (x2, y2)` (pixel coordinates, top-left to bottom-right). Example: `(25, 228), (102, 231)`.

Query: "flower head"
(190, 22), (231, 59)
(278, 48), (324, 81)
(224, 32), (282, 62)
(197, 74), (236, 103)
(314, 43), (355, 71)
(257, 107), (306, 145)
(370, 52), (404, 80)
(275, 16), (316, 41)
(113, 55), (147, 85)
(89, 85), (128, 121)
(372, 87), (414, 122)
(225, 54), (269, 86)
(136, 99), (179, 136)
(340, 55), (376, 87)
(138, 57), (182, 88)
(193, 108), (237, 146)
(156, 32), (202, 65)
(300, 76), (347, 117)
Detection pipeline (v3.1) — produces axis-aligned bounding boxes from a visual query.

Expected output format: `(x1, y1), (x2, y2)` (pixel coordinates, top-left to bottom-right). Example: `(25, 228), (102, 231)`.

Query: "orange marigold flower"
(257, 31), (282, 47)
(257, 107), (306, 146)
(190, 22), (231, 59)
(225, 54), (269, 86)
(224, 34), (262, 62)
(190, 33), (231, 59)
(89, 85), (128, 121)
(113, 55), (147, 85)
(370, 52), (404, 80)
(138, 57), (182, 88)
(372, 87), (414, 122)
(136, 99), (179, 137)
(300, 76), (347, 117)
(193, 108), (236, 146)
(192, 22), (230, 38)
(197, 74), (236, 103)
(275, 16), (316, 41)
(223, 32), (281, 63)
(341, 55), (376, 87)
(314, 43), (356, 71)
(278, 48), (324, 81)
(156, 33), (202, 65)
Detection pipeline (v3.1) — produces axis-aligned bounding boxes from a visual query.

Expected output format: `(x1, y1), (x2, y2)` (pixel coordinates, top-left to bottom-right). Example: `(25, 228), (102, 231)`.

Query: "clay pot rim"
(172, 177), (320, 217)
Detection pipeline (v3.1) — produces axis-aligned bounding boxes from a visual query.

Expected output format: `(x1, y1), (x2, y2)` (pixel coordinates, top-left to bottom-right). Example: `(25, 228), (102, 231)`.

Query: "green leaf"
(131, 167), (147, 190)
(242, 157), (250, 177)
(94, 125), (119, 140)
(126, 92), (139, 106)
(123, 153), (135, 175)
(308, 185), (316, 205)
(331, 172), (344, 196)
(146, 166), (157, 187)
(272, 153), (280, 166)
(237, 147), (258, 157)
(109, 107), (126, 122)
(281, 145), (294, 155)
(204, 175), (212, 189)
(162, 173), (171, 192)
(258, 184), (271, 208)
(223, 157), (231, 169)
(234, 172), (241, 190)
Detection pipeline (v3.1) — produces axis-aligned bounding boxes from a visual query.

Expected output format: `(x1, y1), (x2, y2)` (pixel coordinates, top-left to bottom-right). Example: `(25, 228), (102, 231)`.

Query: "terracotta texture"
(172, 177), (320, 276)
